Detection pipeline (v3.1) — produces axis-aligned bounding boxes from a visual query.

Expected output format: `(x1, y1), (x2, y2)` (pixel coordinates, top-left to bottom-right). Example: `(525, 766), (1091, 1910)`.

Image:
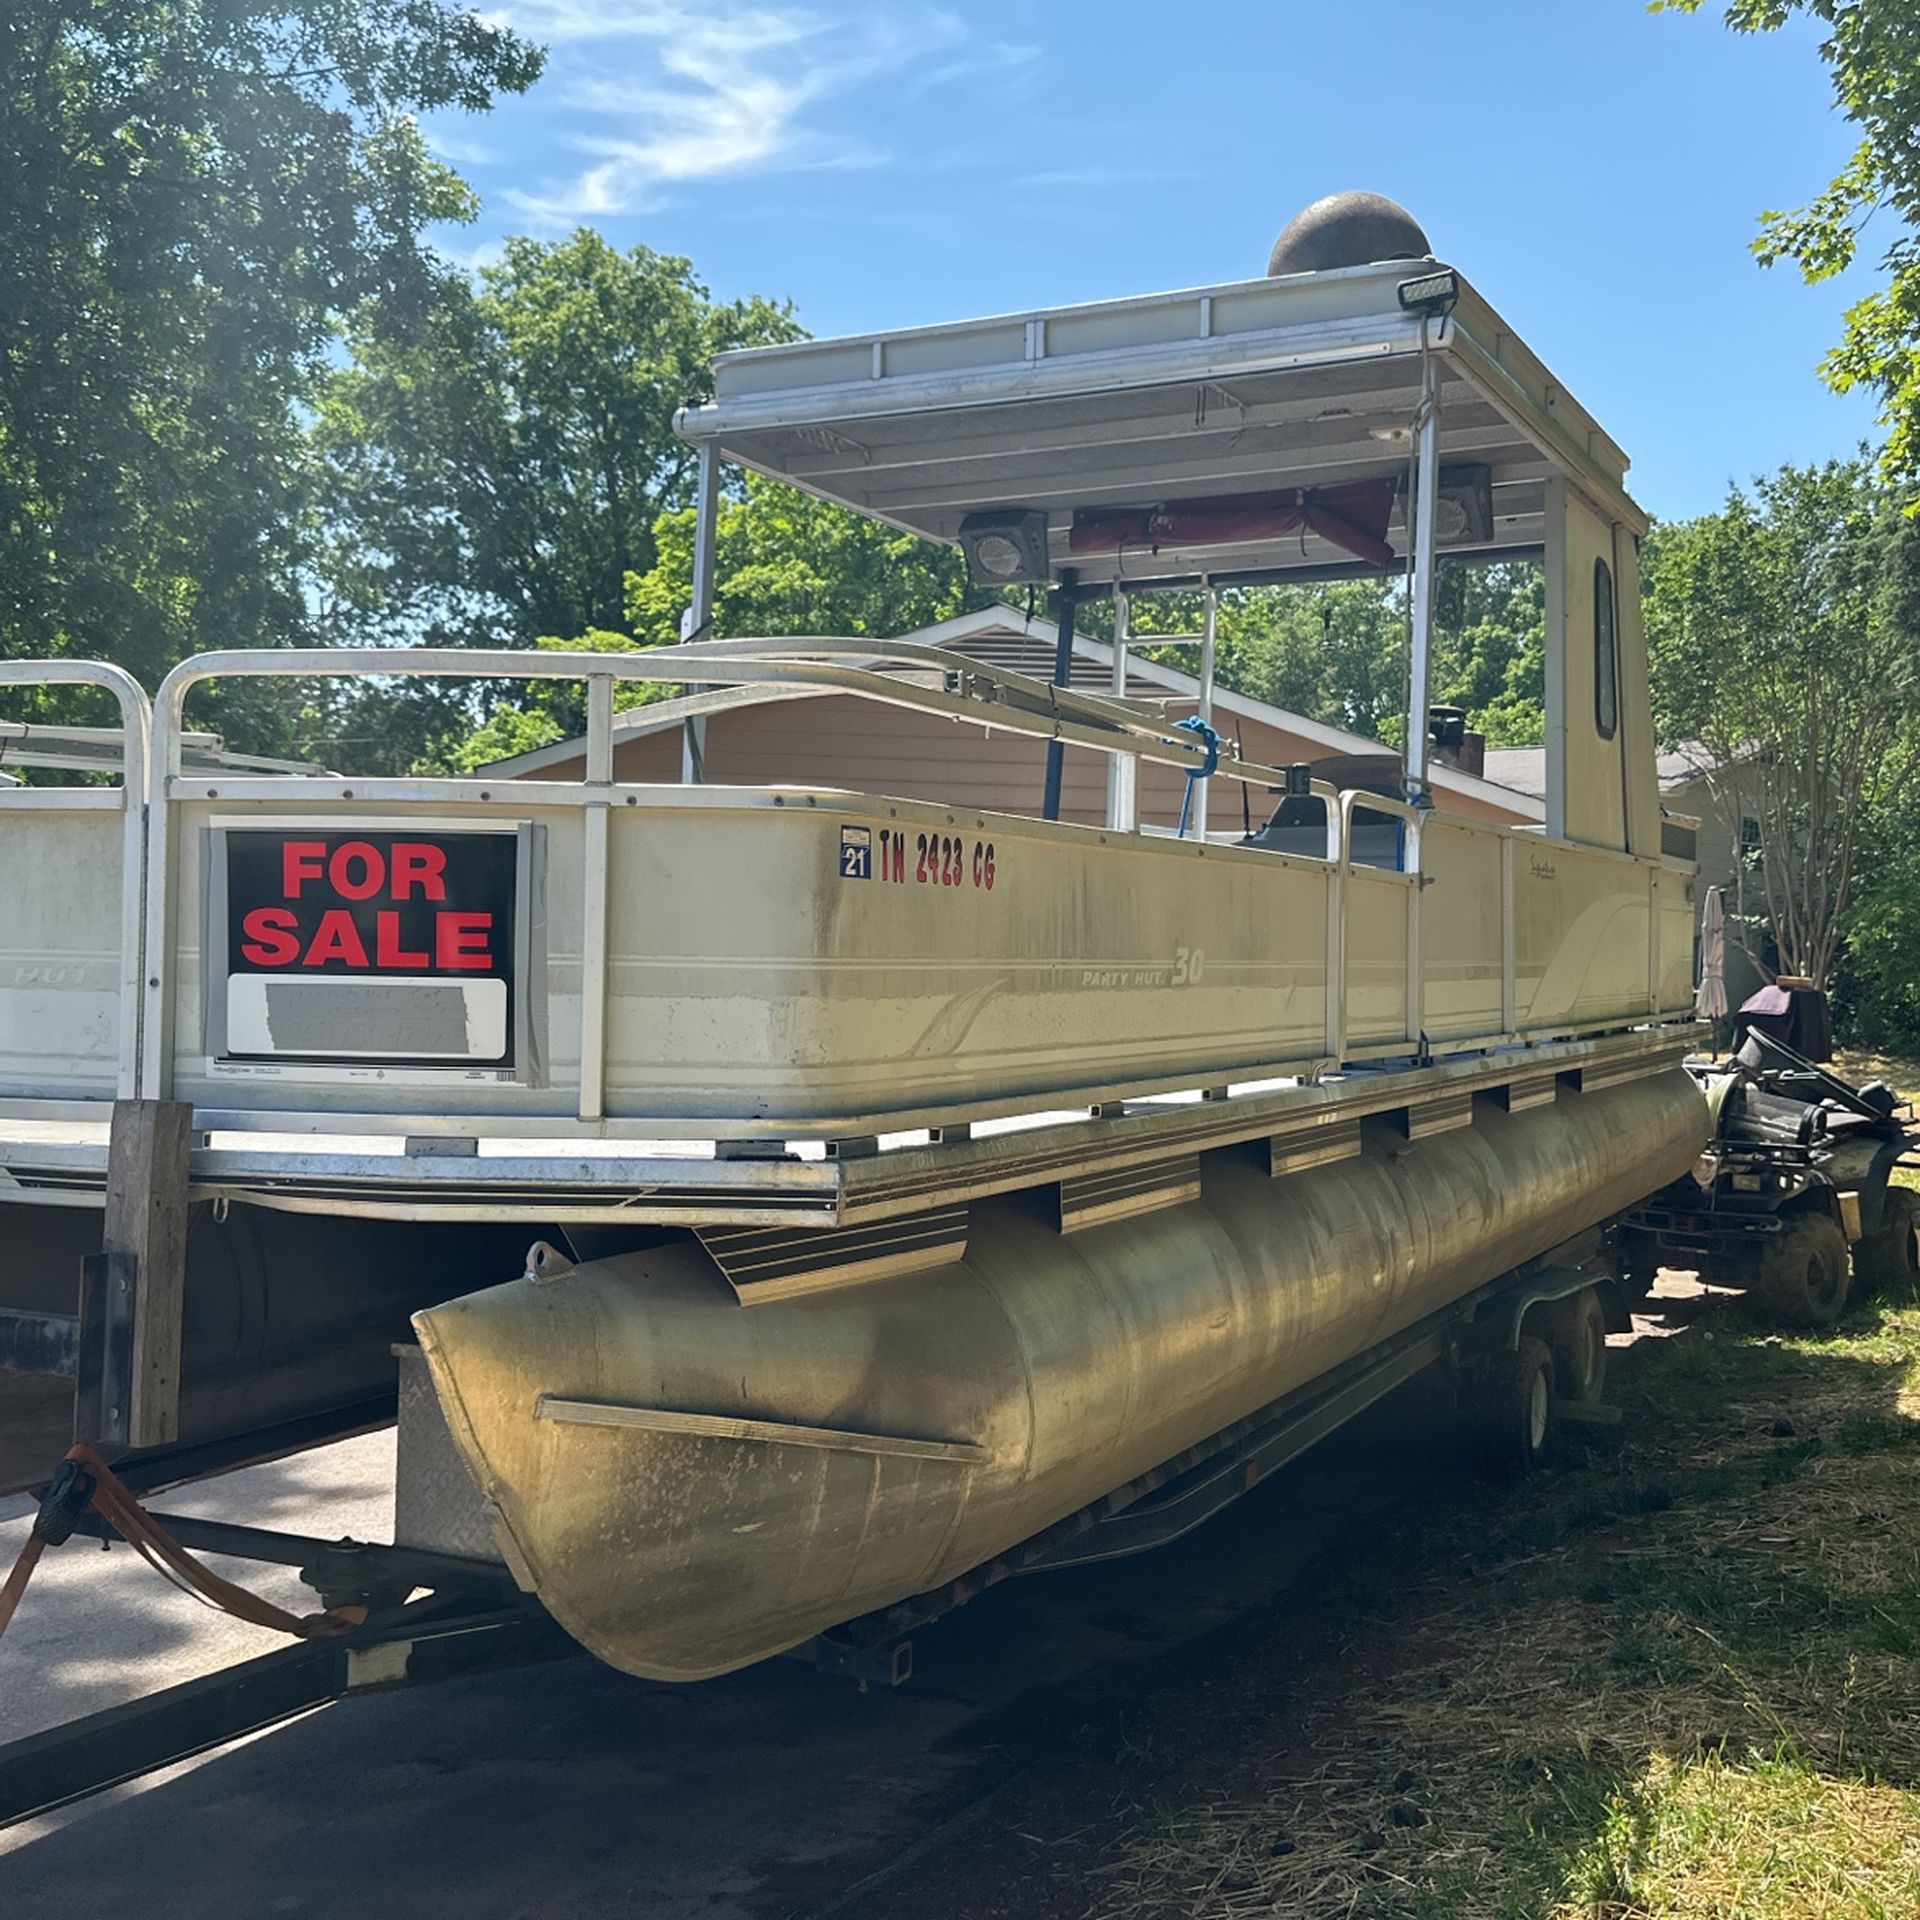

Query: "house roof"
(1483, 740), (1748, 804)
(1479, 748), (1546, 801)
(476, 604), (1543, 818)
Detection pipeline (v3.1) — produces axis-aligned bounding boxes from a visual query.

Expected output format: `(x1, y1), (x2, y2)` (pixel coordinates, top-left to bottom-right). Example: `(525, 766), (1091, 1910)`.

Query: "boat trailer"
(0, 1238), (1626, 1827)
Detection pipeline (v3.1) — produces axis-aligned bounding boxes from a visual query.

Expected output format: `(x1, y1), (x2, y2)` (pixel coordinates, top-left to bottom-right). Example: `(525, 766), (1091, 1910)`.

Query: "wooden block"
(102, 1099), (193, 1448)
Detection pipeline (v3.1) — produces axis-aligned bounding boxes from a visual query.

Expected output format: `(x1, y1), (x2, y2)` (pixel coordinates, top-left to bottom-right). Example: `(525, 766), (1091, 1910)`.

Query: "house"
(479, 606), (1539, 831)
(1484, 741), (1764, 1003)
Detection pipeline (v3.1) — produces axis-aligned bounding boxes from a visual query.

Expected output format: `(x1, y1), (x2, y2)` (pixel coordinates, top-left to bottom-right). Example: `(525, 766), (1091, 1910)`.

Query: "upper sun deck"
(675, 256), (1643, 586)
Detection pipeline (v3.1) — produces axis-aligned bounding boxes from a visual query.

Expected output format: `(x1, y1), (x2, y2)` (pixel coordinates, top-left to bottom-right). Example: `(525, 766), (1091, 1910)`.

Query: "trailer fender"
(1468, 1265), (1602, 1357)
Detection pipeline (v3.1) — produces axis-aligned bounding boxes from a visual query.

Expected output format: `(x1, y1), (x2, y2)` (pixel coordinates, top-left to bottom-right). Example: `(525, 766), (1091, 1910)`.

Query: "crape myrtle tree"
(0, 0), (542, 749)
(1643, 460), (1920, 991)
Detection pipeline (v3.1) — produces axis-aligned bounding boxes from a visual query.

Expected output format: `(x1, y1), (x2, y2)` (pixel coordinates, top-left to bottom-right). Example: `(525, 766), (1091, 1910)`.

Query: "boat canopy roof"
(675, 257), (1645, 588)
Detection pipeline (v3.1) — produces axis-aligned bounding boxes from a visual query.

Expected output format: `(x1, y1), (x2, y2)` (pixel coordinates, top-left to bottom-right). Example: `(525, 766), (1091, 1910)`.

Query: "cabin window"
(1593, 558), (1619, 740)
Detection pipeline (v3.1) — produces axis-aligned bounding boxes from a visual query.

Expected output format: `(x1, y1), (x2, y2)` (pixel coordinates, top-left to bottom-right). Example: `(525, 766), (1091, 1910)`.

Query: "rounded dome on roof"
(1266, 192), (1432, 277)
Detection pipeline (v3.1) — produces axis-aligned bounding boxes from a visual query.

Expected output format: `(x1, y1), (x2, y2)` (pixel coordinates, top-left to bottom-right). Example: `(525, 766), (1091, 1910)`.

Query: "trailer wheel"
(1545, 1289), (1608, 1405)
(1753, 1213), (1850, 1329)
(1854, 1188), (1920, 1298)
(1470, 1336), (1556, 1474)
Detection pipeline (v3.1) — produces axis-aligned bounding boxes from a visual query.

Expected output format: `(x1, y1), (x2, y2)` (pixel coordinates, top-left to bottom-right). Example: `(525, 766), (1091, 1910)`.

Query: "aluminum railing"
(138, 643), (1348, 1111)
(0, 660), (152, 1100)
(0, 644), (1687, 1129)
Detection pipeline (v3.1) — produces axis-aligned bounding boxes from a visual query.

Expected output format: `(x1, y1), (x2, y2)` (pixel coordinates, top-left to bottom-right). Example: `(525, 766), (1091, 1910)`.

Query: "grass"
(1562, 1752), (1920, 1919)
(1829, 1051), (1920, 1105)
(1082, 1289), (1920, 1920)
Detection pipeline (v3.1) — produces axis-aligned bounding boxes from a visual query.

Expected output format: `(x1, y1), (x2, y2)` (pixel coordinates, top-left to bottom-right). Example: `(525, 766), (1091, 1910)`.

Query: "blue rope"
(1173, 714), (1221, 838)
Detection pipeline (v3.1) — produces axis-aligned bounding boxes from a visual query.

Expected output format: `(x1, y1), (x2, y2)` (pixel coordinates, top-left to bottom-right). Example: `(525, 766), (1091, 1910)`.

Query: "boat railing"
(0, 645), (1693, 1138)
(0, 659), (152, 1102)
(1335, 788), (1424, 1060)
(129, 643), (1350, 1112)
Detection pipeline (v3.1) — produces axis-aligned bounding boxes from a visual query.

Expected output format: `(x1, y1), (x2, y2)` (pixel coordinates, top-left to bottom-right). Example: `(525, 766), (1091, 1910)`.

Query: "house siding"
(538, 691), (1525, 832)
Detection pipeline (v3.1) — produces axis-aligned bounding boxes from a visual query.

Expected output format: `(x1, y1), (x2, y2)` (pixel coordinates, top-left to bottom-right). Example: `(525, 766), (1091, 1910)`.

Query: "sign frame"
(199, 818), (543, 1084)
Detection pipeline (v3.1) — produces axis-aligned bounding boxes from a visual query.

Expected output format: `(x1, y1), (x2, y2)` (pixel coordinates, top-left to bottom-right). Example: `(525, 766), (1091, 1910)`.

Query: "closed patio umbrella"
(1696, 884), (1729, 1021)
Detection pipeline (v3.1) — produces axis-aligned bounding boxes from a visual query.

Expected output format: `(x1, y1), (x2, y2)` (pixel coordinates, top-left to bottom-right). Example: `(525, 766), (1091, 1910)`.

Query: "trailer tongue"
(1, 199), (1707, 1733)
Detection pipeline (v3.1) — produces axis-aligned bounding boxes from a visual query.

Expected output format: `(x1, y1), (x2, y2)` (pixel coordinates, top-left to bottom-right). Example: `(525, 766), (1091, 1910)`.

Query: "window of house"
(1740, 816), (1761, 859)
(1593, 557), (1618, 740)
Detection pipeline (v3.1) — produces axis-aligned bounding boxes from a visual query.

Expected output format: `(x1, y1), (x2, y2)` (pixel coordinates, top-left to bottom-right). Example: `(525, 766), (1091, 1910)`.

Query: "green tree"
(445, 473), (989, 773)
(1210, 582), (1406, 739)
(0, 0), (541, 717)
(1659, 1), (1920, 480)
(445, 629), (681, 773)
(626, 471), (988, 646)
(1834, 801), (1920, 1049)
(1642, 459), (1920, 987)
(1137, 560), (1543, 750)
(316, 232), (800, 651)
(1432, 560), (1545, 746)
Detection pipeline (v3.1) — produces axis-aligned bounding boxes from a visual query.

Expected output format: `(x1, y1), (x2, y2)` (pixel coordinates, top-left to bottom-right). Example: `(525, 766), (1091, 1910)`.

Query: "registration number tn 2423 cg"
(843, 827), (997, 888)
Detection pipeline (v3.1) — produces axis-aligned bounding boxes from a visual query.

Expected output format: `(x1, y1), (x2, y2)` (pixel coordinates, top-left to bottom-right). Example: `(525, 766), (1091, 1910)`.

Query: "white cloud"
(900, 33), (1039, 101)
(426, 127), (495, 167)
(435, 234), (508, 275)
(488, 1), (1034, 220)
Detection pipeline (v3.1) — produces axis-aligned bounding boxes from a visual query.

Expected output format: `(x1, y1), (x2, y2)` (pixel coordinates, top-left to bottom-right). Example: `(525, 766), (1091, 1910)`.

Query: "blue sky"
(427, 0), (1884, 522)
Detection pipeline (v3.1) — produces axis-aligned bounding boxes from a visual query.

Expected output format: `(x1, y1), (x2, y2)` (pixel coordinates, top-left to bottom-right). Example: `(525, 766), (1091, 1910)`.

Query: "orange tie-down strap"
(0, 1444), (367, 1652)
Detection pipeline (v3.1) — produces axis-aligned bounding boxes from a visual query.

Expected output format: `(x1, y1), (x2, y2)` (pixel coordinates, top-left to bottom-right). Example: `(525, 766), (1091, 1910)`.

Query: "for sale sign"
(222, 829), (519, 1067)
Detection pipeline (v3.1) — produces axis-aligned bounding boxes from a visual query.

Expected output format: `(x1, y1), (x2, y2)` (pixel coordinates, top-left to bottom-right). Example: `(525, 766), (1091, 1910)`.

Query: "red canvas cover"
(1068, 477), (1397, 569)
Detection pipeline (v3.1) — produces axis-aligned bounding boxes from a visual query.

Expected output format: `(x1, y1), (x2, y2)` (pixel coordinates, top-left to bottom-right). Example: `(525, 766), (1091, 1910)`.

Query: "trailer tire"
(1470, 1336), (1556, 1475)
(1753, 1213), (1850, 1329)
(1854, 1188), (1920, 1298)
(1545, 1288), (1607, 1405)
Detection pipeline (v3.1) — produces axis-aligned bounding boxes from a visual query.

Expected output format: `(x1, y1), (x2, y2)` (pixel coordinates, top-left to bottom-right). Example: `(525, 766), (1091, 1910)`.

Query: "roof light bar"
(1396, 268), (1460, 317)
